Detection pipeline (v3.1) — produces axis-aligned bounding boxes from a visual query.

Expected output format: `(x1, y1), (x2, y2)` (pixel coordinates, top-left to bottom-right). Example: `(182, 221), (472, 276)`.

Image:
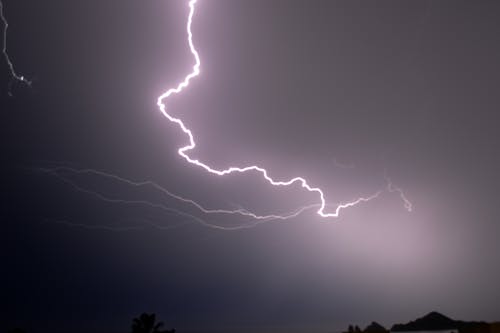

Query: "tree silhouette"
(131, 313), (175, 333)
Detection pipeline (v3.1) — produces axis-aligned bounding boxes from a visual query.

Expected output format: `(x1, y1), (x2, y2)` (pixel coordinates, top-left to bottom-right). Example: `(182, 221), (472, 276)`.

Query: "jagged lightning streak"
(35, 164), (409, 231)
(0, 0), (31, 94)
(157, 0), (402, 219)
(35, 166), (322, 228)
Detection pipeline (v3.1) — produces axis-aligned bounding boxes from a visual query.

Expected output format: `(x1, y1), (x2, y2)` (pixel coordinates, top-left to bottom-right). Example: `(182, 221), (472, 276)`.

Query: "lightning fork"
(156, 0), (395, 219)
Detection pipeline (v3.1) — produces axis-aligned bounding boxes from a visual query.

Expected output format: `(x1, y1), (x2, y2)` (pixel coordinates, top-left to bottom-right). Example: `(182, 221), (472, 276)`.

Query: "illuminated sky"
(2, 1), (500, 333)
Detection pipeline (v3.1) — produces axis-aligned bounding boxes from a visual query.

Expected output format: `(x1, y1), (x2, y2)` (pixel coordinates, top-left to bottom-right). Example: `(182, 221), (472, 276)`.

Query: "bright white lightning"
(0, 0), (31, 94)
(6, 0), (411, 230)
(157, 0), (410, 218)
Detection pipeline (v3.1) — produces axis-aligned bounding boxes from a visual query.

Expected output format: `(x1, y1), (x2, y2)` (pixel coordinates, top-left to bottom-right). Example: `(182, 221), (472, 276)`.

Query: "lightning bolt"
(157, 0), (410, 219)
(33, 163), (409, 231)
(0, 0), (31, 95)
(34, 165), (322, 230)
(8, 0), (412, 230)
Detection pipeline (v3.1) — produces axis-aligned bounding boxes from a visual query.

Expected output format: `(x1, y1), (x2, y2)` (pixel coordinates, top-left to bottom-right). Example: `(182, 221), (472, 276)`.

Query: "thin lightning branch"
(0, 0), (31, 95)
(384, 170), (413, 212)
(157, 0), (394, 219)
(34, 163), (410, 231)
(35, 166), (320, 222)
(35, 166), (324, 230)
(35, 167), (216, 222)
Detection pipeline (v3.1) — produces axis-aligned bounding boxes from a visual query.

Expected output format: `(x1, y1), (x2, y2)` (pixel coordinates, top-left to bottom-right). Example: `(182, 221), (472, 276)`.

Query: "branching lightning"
(35, 163), (410, 231)
(157, 0), (411, 219)
(0, 0), (31, 95)
(8, 0), (412, 231)
(35, 166), (323, 230)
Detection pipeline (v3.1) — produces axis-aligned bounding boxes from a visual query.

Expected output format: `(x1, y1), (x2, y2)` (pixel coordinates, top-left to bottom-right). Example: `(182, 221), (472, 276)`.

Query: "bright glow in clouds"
(0, 0), (31, 95)
(157, 0), (412, 219)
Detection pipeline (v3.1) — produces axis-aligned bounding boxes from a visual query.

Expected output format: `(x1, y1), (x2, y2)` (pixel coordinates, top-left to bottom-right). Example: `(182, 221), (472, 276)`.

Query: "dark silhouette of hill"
(391, 311), (489, 333)
(344, 321), (388, 333)
(391, 311), (457, 331)
(364, 322), (388, 333)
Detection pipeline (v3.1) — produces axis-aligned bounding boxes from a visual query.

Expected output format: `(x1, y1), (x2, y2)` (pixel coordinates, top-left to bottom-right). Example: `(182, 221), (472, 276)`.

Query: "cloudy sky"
(2, 1), (500, 333)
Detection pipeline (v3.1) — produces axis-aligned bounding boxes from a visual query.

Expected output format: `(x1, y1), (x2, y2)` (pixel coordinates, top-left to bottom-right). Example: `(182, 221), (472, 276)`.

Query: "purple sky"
(2, 1), (500, 332)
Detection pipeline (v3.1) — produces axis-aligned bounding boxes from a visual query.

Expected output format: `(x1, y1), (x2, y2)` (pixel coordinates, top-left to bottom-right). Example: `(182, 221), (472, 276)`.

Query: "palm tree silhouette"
(131, 313), (175, 333)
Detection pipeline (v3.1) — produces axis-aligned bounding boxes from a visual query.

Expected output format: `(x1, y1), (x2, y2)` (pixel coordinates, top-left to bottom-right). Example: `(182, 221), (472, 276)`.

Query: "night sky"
(2, 1), (500, 333)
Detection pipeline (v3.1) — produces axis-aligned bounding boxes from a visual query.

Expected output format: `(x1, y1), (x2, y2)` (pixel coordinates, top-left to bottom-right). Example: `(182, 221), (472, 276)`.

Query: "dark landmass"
(391, 311), (458, 331)
(391, 311), (490, 333)
(345, 321), (389, 333)
(364, 322), (389, 333)
(7, 311), (500, 333)
(345, 312), (499, 333)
